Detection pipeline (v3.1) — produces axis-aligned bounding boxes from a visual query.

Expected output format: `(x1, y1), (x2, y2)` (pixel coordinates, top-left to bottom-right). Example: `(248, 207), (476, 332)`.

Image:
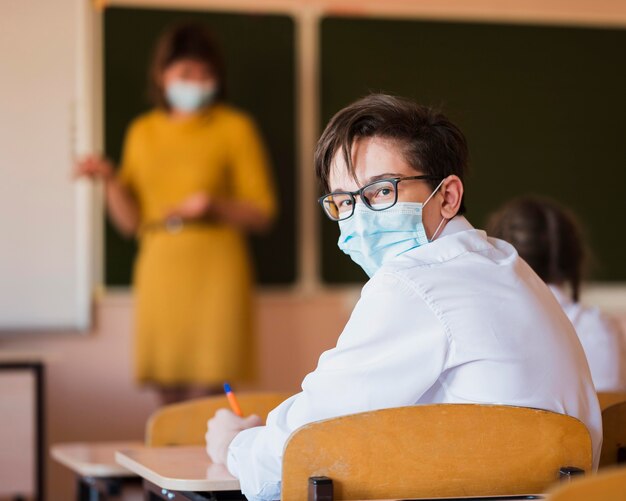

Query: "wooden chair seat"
(547, 465), (626, 501)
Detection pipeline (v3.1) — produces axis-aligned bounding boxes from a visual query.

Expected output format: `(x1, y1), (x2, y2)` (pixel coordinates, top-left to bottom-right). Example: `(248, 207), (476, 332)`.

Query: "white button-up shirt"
(228, 217), (602, 501)
(549, 285), (626, 392)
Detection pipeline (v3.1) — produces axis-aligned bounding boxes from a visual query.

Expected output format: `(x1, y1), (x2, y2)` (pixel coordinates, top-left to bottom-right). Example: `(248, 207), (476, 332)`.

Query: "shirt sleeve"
(115, 120), (141, 194)
(615, 320), (626, 392)
(228, 116), (277, 220)
(227, 271), (450, 501)
(585, 312), (626, 392)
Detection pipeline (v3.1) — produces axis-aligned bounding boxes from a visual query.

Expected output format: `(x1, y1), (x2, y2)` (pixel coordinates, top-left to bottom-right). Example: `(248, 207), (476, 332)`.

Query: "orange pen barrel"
(224, 382), (243, 417)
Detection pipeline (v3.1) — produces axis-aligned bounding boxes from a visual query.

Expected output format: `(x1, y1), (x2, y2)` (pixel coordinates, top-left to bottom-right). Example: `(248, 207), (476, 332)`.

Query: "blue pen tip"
(223, 382), (231, 393)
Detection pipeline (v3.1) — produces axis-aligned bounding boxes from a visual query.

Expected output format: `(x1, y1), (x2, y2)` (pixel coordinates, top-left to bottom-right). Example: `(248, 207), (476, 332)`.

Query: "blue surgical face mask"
(337, 180), (445, 277)
(165, 80), (216, 112)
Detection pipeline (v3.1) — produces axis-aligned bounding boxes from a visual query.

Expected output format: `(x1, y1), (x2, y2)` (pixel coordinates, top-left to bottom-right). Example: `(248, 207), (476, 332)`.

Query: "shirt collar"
(437, 215), (474, 239)
(394, 215), (516, 267)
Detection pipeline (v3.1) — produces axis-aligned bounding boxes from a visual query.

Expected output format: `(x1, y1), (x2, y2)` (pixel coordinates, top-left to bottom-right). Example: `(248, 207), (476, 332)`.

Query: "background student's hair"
(314, 93), (469, 214)
(149, 22), (227, 108)
(487, 196), (588, 302)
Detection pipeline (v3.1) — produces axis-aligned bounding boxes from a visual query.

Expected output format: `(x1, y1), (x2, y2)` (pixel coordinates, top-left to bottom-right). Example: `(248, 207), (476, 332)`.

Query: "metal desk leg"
(142, 480), (244, 501)
(77, 476), (124, 501)
(34, 363), (45, 501)
(77, 477), (92, 501)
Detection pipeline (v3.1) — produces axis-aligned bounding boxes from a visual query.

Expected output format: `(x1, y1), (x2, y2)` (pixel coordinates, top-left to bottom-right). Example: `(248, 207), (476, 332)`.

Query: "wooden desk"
(116, 446), (242, 500)
(116, 447), (547, 501)
(51, 441), (142, 501)
(52, 441), (140, 478)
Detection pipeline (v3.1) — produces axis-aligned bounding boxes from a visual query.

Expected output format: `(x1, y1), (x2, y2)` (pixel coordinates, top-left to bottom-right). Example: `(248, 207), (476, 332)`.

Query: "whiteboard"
(0, 0), (95, 331)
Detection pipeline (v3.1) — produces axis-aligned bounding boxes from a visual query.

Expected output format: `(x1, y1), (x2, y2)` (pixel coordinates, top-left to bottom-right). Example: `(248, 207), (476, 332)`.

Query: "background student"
(205, 94), (601, 501)
(75, 23), (277, 404)
(488, 196), (626, 392)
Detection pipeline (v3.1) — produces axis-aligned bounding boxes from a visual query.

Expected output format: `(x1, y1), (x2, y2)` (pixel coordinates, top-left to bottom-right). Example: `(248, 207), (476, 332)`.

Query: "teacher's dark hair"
(487, 196), (588, 302)
(148, 23), (226, 108)
(314, 93), (469, 214)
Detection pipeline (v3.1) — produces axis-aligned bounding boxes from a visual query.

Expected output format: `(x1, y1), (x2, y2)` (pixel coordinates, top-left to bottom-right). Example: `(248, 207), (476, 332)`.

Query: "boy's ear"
(440, 175), (463, 219)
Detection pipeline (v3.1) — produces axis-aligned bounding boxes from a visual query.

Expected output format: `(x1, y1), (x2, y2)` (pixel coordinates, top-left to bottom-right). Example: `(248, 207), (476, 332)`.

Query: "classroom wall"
(0, 373), (34, 499)
(3, 1), (626, 500)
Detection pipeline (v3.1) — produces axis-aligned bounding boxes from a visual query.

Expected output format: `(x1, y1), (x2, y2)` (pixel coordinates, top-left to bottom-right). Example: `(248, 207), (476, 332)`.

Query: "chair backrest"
(146, 392), (291, 446)
(597, 392), (626, 411)
(600, 400), (626, 467)
(281, 404), (592, 501)
(547, 465), (626, 501)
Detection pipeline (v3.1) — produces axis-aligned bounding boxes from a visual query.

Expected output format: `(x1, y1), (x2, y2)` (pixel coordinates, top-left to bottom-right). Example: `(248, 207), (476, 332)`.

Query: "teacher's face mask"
(337, 179), (445, 277)
(165, 80), (216, 112)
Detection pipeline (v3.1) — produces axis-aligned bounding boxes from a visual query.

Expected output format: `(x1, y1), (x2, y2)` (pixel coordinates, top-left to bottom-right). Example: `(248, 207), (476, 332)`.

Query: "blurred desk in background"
(52, 441), (141, 501)
(0, 353), (45, 501)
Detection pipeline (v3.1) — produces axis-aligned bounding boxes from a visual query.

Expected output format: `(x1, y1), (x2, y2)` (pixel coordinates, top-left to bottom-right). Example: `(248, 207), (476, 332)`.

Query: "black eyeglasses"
(318, 175), (441, 221)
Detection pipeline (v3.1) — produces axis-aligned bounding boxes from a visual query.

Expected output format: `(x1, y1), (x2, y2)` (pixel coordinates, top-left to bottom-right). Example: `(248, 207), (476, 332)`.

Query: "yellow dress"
(117, 103), (277, 386)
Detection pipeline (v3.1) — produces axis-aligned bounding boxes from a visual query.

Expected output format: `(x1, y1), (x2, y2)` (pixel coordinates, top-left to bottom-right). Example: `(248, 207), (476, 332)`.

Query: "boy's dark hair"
(148, 23), (226, 108)
(314, 93), (468, 214)
(487, 196), (587, 302)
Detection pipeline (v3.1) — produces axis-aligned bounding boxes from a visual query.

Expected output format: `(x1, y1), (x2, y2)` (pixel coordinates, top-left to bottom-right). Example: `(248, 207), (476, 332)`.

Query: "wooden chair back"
(600, 400), (626, 467)
(282, 404), (592, 500)
(146, 392), (291, 446)
(597, 392), (626, 411)
(547, 465), (626, 501)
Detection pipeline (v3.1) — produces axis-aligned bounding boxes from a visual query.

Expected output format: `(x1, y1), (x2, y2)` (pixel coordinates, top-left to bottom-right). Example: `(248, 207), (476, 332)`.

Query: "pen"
(223, 382), (243, 417)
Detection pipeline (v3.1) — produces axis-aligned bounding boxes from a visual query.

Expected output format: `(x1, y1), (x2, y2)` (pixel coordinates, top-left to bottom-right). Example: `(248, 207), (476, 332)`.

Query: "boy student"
(206, 94), (601, 501)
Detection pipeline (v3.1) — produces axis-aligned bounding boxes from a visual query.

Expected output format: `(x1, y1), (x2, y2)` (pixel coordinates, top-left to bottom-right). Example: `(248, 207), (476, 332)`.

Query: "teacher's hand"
(205, 409), (262, 464)
(166, 192), (213, 221)
(74, 155), (114, 181)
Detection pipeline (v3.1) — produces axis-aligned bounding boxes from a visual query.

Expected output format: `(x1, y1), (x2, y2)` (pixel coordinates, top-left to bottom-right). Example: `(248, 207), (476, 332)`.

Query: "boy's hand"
(205, 409), (262, 464)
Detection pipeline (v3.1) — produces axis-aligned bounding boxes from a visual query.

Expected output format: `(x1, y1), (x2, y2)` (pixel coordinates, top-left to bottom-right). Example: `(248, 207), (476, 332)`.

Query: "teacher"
(76, 23), (277, 404)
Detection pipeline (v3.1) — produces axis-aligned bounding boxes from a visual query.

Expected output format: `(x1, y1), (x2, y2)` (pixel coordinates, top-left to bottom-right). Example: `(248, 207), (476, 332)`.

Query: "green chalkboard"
(104, 7), (296, 286)
(320, 17), (626, 283)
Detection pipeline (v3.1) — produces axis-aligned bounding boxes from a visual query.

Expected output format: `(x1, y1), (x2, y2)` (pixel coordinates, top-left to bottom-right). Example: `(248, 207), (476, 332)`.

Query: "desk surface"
(0, 352), (44, 365)
(51, 441), (142, 477)
(116, 446), (240, 492)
